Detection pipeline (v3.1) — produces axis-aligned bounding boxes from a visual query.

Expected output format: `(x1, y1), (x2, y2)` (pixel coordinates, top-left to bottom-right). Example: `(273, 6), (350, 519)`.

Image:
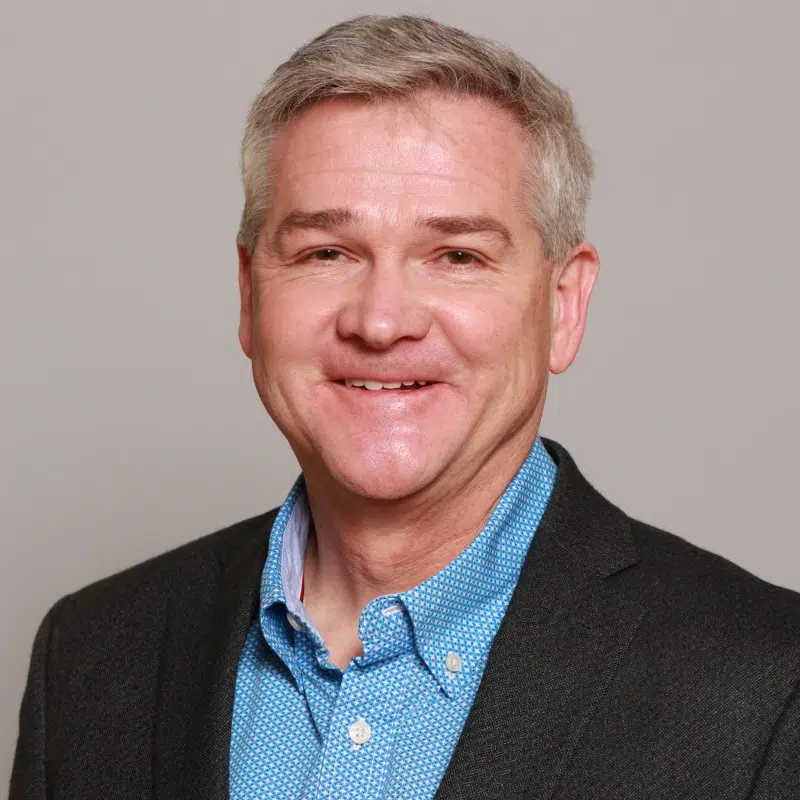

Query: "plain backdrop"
(2, 0), (799, 785)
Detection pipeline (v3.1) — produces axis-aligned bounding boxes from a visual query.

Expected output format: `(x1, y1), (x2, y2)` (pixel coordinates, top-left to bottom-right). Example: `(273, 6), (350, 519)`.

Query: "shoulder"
(631, 517), (800, 616)
(44, 509), (278, 638)
(545, 436), (800, 655)
(629, 518), (800, 668)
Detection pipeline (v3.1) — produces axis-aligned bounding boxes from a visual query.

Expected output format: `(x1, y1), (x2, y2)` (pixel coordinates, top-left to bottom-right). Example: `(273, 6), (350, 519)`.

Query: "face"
(238, 92), (598, 502)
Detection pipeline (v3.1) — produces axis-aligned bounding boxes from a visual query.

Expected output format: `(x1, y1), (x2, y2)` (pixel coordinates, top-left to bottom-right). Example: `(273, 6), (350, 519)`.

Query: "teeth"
(343, 379), (428, 390)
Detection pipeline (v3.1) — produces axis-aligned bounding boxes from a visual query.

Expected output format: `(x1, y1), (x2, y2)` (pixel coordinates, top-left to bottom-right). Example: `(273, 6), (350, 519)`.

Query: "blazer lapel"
(152, 511), (276, 800)
(436, 439), (652, 800)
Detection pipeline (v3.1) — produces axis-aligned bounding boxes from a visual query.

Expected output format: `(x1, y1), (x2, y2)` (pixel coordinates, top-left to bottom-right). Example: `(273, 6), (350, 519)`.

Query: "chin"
(323, 441), (446, 501)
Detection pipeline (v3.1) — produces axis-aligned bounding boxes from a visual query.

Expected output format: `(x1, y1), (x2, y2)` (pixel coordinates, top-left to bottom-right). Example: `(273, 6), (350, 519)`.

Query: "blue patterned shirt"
(230, 436), (556, 799)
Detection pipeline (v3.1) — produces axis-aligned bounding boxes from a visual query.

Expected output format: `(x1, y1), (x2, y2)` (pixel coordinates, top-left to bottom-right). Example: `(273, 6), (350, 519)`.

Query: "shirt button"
(348, 718), (372, 746)
(286, 612), (303, 632)
(445, 652), (463, 674)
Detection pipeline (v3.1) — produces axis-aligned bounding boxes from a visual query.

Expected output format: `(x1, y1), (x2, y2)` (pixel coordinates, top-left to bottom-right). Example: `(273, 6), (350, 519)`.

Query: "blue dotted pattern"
(230, 436), (556, 799)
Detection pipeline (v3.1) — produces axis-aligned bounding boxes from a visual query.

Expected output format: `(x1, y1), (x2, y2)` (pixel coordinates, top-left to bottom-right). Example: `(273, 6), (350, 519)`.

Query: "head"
(237, 15), (599, 504)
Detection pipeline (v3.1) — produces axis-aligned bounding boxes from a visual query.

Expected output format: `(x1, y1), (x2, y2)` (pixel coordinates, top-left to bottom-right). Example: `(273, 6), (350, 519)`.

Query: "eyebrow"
(415, 213), (514, 249)
(270, 208), (515, 253)
(271, 208), (358, 252)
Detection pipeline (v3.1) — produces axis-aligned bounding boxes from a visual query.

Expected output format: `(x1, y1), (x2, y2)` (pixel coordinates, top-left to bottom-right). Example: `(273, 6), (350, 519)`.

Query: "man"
(10, 13), (799, 799)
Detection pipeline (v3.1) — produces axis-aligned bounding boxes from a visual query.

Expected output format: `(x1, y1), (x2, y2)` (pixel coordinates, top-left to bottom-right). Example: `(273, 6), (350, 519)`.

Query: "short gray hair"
(239, 14), (593, 263)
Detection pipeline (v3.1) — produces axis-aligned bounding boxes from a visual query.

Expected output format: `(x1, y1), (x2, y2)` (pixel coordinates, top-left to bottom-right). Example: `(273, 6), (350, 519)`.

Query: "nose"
(336, 257), (432, 350)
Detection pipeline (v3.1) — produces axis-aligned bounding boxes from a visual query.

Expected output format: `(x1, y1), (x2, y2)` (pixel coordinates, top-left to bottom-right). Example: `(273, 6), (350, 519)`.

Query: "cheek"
(249, 280), (333, 430)
(442, 288), (549, 375)
(252, 279), (330, 363)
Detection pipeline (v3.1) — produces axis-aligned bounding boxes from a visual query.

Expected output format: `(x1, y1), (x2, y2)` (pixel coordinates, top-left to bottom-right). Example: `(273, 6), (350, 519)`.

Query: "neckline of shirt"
(261, 436), (557, 699)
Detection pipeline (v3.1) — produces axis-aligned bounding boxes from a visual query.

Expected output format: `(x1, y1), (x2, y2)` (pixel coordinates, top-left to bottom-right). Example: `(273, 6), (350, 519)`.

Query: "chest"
(231, 623), (482, 800)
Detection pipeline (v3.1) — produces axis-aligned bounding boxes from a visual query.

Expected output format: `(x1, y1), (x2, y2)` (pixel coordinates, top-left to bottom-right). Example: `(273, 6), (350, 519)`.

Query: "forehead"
(268, 92), (530, 222)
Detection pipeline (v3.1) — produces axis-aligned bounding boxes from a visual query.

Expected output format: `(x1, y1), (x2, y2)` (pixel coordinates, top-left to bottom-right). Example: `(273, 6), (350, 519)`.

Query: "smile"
(340, 379), (430, 390)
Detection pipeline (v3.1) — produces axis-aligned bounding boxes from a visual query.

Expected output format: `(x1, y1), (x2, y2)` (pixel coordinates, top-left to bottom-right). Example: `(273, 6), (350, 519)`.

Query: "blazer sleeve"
(9, 600), (64, 800)
(747, 673), (800, 799)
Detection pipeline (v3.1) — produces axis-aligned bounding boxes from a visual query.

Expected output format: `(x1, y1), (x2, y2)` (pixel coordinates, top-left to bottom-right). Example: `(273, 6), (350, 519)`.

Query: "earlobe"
(237, 237), (254, 360)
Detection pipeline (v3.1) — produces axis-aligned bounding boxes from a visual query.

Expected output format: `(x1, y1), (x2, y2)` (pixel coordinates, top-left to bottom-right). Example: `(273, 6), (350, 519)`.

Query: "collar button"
(445, 652), (463, 674)
(286, 612), (303, 632)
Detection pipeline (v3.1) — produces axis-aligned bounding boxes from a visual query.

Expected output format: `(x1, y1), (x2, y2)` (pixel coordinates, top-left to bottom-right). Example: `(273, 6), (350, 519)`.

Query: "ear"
(237, 234), (254, 360)
(548, 242), (600, 374)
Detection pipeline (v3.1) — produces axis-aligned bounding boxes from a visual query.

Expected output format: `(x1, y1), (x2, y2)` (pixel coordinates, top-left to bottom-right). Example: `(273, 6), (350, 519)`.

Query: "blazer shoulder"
(630, 518), (800, 661)
(53, 508), (278, 622)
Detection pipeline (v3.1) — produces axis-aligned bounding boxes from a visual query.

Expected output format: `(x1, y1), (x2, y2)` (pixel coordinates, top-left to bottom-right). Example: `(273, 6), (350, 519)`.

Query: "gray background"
(2, 0), (798, 785)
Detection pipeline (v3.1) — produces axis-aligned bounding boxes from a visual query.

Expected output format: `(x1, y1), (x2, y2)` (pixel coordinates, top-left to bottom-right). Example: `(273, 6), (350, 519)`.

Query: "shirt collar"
(260, 436), (556, 697)
(261, 475), (309, 615)
(400, 436), (556, 696)
(259, 476), (312, 676)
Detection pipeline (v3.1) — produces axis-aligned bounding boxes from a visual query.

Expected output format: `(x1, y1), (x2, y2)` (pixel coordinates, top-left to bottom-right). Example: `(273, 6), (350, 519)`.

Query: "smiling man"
(11, 14), (800, 800)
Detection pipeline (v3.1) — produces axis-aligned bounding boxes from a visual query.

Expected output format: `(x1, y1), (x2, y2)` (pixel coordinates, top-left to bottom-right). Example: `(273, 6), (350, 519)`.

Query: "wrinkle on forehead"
(273, 93), (530, 200)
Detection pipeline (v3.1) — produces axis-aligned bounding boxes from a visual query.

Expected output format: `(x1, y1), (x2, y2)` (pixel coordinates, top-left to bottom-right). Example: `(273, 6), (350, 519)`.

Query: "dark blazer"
(10, 439), (800, 799)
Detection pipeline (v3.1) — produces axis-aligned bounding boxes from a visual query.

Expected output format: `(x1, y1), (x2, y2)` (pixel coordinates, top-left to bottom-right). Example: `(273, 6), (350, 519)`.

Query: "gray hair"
(239, 14), (594, 263)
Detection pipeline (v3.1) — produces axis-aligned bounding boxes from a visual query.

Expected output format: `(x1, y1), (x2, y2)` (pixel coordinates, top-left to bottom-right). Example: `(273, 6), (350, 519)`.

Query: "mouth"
(336, 379), (434, 392)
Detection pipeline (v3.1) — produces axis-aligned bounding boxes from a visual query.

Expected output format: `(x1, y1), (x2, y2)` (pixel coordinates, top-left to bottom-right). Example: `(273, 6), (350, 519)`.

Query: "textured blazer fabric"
(10, 439), (800, 799)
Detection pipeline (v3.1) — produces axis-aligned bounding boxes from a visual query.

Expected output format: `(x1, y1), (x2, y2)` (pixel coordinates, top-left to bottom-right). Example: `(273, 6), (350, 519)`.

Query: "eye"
(440, 250), (484, 268)
(307, 248), (345, 262)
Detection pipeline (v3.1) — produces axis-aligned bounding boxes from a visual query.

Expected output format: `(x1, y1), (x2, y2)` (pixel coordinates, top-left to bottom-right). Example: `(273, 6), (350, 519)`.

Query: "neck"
(299, 425), (540, 667)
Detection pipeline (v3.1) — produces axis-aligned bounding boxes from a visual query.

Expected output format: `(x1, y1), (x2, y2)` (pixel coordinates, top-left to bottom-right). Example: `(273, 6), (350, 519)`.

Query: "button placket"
(358, 597), (413, 668)
(314, 657), (404, 800)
